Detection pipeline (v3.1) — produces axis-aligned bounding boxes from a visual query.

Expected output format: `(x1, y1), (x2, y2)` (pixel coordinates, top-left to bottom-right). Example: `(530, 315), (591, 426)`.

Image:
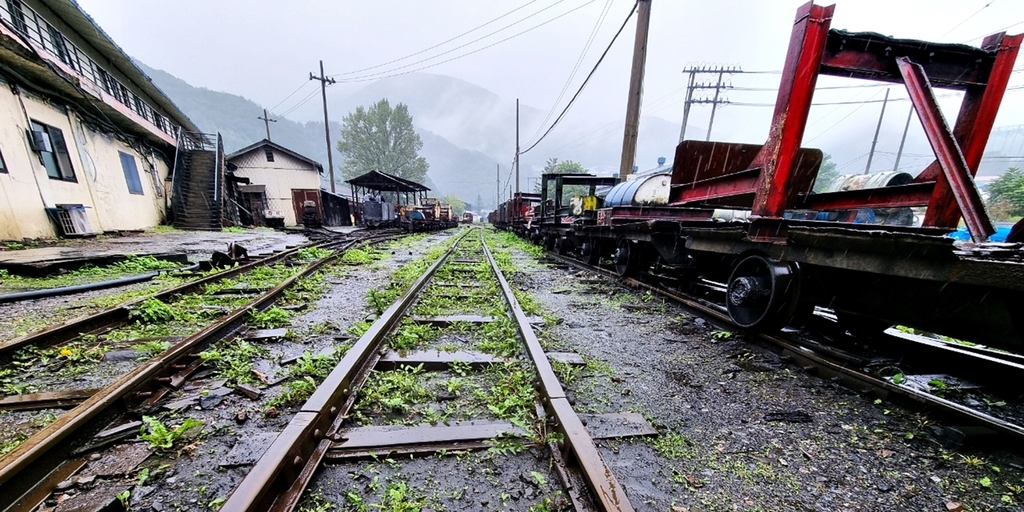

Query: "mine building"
(0, 0), (200, 240)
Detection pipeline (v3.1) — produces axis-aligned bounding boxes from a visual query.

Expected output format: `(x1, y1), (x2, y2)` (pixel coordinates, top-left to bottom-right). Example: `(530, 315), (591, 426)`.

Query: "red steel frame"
(665, 1), (1020, 242)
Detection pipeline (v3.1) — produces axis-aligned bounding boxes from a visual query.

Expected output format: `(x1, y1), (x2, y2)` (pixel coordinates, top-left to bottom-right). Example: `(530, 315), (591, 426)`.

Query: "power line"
(267, 80), (313, 113)
(940, 0), (996, 39)
(961, 19), (1024, 42)
(520, 1), (638, 155)
(331, 0), (586, 82)
(526, 0), (614, 146)
(335, 0), (541, 77)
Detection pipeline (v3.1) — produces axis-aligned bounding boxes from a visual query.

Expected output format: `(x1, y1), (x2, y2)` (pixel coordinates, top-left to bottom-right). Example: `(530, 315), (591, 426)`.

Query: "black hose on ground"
(0, 264), (201, 304)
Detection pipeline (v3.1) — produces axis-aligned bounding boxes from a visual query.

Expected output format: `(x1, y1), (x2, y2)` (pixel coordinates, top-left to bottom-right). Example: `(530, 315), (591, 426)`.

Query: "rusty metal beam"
(922, 33), (1022, 229)
(896, 57), (994, 242)
(800, 182), (935, 210)
(0, 389), (97, 411)
(482, 233), (634, 511)
(749, 1), (834, 219)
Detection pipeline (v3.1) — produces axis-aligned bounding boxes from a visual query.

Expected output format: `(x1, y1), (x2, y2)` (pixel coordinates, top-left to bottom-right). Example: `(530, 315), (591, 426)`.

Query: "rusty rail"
(0, 232), (403, 510)
(0, 234), (367, 357)
(221, 229), (469, 512)
(542, 250), (1024, 444)
(483, 234), (634, 511)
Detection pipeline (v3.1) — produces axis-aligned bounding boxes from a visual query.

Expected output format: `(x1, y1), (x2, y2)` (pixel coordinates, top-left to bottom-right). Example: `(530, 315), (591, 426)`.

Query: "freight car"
(498, 1), (1024, 353)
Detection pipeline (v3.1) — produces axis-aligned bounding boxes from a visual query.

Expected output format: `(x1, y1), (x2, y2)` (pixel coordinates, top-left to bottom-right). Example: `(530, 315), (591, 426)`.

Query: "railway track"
(0, 229), (407, 511)
(0, 231), (395, 357)
(540, 248), (1024, 446)
(1, 227), (649, 511)
(224, 228), (636, 511)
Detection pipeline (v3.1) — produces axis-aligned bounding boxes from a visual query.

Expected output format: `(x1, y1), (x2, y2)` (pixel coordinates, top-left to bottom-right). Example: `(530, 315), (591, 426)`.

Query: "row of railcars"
(494, 1), (1024, 353)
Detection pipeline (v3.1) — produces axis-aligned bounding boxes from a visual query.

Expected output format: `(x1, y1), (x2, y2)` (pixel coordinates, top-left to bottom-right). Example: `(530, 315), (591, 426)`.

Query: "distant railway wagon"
(462, 212), (474, 224)
(346, 171), (455, 232)
(494, 1), (1024, 353)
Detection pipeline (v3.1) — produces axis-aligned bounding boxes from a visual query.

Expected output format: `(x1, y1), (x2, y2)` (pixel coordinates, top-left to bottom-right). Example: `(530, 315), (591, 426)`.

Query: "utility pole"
(515, 99), (520, 196)
(678, 65), (740, 142)
(258, 108), (277, 141)
(706, 71), (725, 141)
(677, 69), (696, 143)
(892, 106), (915, 172)
(496, 163), (500, 209)
(864, 88), (890, 174)
(619, 0), (652, 181)
(310, 60), (337, 192)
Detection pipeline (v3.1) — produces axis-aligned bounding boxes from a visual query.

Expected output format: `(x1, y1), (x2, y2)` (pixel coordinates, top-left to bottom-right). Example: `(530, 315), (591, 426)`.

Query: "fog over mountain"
(141, 64), (692, 208)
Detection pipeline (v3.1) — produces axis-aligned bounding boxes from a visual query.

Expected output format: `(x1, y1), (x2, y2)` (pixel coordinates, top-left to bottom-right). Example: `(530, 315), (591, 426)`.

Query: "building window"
(30, 121), (75, 182)
(118, 151), (144, 195)
(0, 146), (7, 173)
(265, 148), (274, 162)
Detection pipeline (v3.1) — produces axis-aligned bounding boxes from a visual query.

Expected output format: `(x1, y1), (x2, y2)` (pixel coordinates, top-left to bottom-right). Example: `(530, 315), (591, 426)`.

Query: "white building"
(0, 0), (198, 241)
(225, 140), (323, 227)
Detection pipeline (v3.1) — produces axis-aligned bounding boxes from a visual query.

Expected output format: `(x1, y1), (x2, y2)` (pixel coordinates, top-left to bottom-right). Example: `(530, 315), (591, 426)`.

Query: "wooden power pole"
(619, 0), (652, 180)
(310, 60), (337, 192)
(258, 108), (277, 141)
(515, 99), (520, 196)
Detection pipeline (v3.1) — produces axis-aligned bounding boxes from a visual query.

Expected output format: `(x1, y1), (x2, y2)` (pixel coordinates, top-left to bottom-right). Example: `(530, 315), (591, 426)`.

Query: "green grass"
(198, 338), (266, 385)
(0, 254), (183, 293)
(139, 415), (203, 451)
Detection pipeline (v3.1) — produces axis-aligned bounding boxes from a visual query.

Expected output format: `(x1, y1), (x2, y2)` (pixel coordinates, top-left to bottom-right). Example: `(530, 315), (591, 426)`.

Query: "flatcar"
(497, 1), (1024, 353)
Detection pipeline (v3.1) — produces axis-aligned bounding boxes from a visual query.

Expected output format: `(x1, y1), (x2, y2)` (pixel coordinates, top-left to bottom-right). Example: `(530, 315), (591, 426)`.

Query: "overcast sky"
(77, 0), (1024, 175)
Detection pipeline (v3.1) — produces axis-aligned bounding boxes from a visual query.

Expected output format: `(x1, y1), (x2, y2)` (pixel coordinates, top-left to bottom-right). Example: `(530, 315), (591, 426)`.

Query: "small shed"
(226, 140), (323, 227)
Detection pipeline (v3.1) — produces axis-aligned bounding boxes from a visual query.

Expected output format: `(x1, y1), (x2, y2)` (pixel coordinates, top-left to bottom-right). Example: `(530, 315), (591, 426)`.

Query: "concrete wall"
(0, 81), (170, 240)
(229, 148), (321, 227)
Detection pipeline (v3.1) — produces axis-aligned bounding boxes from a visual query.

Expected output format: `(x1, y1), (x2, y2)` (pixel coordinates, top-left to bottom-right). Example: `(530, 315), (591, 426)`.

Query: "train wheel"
(543, 235), (556, 252)
(613, 239), (640, 276)
(555, 237), (571, 256)
(581, 238), (601, 265)
(726, 255), (801, 330)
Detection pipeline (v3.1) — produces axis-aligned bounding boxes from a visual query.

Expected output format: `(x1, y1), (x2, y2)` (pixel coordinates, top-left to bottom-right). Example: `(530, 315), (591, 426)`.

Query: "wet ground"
(506, 239), (1024, 511)
(8, 228), (1024, 511)
(0, 228), (309, 342)
(19, 231), (454, 511)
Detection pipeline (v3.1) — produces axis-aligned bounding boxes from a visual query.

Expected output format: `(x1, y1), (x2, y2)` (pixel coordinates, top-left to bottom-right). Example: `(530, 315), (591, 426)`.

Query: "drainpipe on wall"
(13, 85), (54, 221)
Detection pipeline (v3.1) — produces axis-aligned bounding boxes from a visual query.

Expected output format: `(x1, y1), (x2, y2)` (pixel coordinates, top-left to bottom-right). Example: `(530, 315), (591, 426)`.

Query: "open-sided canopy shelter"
(345, 170), (430, 206)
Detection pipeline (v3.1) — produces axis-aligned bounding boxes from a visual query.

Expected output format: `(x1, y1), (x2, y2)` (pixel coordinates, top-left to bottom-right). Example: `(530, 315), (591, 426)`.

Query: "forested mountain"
(141, 64), (687, 208)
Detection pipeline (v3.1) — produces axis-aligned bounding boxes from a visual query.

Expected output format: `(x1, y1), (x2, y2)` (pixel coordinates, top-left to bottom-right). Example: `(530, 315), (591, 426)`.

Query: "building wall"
(0, 80), (170, 240)
(229, 148), (321, 227)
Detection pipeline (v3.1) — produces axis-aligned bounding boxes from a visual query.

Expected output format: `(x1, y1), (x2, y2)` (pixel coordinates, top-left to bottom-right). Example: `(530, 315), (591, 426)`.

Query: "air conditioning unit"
(55, 204), (96, 237)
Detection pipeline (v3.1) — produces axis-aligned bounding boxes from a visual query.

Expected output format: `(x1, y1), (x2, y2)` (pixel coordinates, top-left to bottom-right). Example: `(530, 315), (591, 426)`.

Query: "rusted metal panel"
(897, 57), (994, 241)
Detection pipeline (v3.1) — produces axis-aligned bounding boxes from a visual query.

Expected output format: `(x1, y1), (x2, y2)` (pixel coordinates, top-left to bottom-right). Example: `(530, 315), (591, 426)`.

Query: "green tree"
(443, 194), (466, 216)
(812, 153), (839, 193)
(535, 158), (587, 193)
(337, 99), (429, 183)
(987, 166), (1024, 220)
